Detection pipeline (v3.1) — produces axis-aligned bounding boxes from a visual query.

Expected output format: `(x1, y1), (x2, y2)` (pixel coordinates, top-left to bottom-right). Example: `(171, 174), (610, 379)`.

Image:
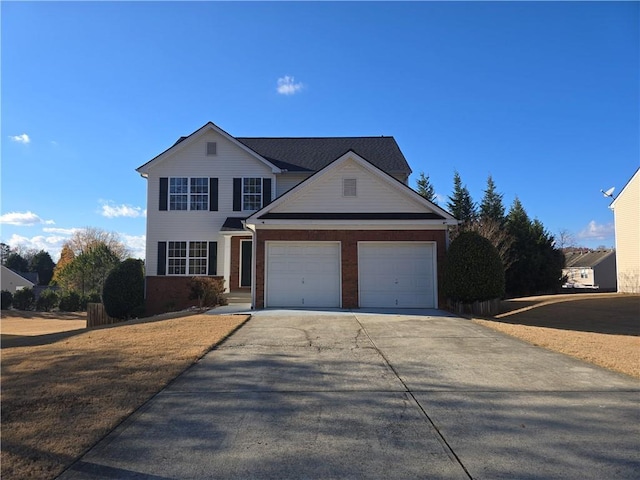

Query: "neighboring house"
(137, 121), (457, 314)
(610, 168), (640, 293)
(1, 265), (36, 292)
(562, 250), (617, 291)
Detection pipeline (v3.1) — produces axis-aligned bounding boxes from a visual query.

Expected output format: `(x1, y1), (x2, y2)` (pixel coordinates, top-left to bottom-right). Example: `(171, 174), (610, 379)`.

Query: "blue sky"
(2, 1), (638, 261)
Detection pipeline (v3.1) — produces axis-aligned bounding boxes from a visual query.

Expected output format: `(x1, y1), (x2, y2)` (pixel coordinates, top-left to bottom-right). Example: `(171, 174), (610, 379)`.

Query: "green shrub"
(188, 277), (227, 308)
(102, 259), (145, 320)
(59, 291), (82, 312)
(442, 231), (505, 304)
(36, 289), (59, 312)
(12, 288), (36, 311)
(80, 292), (102, 311)
(1, 290), (13, 310)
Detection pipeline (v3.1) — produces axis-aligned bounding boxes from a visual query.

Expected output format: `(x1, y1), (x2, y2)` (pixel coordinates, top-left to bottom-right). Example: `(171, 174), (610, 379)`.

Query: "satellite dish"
(601, 187), (615, 198)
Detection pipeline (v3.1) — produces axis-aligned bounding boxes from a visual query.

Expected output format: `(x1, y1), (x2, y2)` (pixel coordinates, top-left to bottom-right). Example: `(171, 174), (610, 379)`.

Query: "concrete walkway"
(59, 309), (639, 479)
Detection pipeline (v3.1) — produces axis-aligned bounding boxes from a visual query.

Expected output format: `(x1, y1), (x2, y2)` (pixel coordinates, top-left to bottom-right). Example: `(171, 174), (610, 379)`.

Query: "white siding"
(276, 173), (311, 197)
(144, 130), (274, 275)
(612, 170), (640, 293)
(1, 266), (35, 292)
(271, 158), (430, 214)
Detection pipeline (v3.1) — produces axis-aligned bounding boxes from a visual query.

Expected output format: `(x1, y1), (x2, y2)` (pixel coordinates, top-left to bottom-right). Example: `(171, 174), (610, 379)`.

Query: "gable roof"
(564, 250), (615, 268)
(236, 137), (412, 175)
(1, 265), (37, 287)
(610, 167), (639, 209)
(136, 122), (281, 176)
(245, 150), (456, 226)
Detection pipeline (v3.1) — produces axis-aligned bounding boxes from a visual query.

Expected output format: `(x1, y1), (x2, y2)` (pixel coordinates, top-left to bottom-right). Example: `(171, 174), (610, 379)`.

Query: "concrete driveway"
(59, 309), (639, 479)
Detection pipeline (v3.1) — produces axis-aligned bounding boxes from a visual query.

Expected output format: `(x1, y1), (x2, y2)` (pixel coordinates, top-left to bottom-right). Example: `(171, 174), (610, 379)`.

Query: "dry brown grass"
(473, 293), (640, 379)
(1, 312), (249, 480)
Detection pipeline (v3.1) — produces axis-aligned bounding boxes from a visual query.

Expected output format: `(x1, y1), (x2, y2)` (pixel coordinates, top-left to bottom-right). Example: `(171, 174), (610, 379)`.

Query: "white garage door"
(266, 242), (341, 308)
(359, 242), (436, 308)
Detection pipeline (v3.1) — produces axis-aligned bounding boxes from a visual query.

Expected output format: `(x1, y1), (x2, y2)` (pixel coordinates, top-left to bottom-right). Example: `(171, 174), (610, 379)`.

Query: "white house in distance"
(562, 250), (617, 291)
(1, 265), (36, 292)
(137, 121), (457, 314)
(610, 168), (640, 293)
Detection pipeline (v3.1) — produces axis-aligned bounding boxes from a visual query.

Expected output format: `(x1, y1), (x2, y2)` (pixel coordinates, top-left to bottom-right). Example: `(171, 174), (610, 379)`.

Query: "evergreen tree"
(447, 170), (476, 224)
(29, 250), (56, 285)
(505, 197), (534, 296)
(56, 243), (120, 296)
(504, 198), (563, 296)
(415, 172), (437, 204)
(5, 252), (28, 272)
(479, 175), (505, 223)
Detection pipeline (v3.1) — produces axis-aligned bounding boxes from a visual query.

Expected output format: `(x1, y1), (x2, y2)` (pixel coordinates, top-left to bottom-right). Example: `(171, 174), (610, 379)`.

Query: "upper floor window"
(206, 142), (217, 155)
(243, 177), (262, 211)
(169, 177), (208, 211)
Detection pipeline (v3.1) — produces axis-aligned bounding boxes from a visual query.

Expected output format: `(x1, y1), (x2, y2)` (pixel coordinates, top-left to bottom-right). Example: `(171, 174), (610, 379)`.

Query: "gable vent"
(206, 142), (217, 155)
(343, 178), (357, 197)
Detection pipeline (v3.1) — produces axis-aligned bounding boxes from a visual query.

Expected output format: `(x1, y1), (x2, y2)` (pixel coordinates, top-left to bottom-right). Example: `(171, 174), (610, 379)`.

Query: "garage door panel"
(359, 243), (436, 308)
(266, 242), (341, 308)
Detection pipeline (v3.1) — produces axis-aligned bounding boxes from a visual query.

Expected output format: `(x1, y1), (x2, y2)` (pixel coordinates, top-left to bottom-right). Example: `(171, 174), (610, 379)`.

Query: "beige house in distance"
(610, 168), (640, 293)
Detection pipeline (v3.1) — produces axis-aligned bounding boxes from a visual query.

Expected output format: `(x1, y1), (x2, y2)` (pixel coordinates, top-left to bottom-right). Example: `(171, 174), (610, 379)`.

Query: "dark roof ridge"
(236, 135), (396, 140)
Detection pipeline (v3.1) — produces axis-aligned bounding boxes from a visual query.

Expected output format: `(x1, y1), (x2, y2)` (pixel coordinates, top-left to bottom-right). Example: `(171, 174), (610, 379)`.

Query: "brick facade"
(254, 229), (447, 309)
(145, 275), (223, 316)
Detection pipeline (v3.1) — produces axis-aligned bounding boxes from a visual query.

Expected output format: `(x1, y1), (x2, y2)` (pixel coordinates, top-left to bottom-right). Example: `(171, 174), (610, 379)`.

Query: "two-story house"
(137, 122), (457, 314)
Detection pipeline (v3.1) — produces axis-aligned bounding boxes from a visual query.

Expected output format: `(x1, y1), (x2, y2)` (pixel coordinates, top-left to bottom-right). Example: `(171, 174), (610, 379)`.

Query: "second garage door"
(266, 242), (341, 308)
(359, 242), (436, 308)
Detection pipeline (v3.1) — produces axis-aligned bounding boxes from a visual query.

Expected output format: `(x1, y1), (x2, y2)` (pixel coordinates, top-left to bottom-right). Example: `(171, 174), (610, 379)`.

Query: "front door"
(240, 240), (252, 287)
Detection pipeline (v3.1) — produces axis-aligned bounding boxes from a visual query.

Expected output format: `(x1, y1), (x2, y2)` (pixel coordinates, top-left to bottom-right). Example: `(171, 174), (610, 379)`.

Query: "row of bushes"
(2, 258), (226, 320)
(1, 289), (102, 312)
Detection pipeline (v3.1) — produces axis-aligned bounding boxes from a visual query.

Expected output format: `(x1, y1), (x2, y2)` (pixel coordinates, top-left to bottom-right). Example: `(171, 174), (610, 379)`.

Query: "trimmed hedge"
(102, 259), (145, 320)
(442, 231), (505, 304)
(12, 288), (36, 311)
(36, 289), (59, 312)
(1, 290), (13, 310)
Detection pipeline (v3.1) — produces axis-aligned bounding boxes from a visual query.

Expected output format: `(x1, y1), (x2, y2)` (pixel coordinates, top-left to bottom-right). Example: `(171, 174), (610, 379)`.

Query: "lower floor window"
(168, 241), (207, 275)
(189, 241), (208, 275)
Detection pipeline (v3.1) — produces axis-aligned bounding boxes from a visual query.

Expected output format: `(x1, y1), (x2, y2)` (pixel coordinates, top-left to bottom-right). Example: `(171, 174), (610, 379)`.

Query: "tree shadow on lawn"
(1, 309), (211, 349)
(493, 295), (640, 336)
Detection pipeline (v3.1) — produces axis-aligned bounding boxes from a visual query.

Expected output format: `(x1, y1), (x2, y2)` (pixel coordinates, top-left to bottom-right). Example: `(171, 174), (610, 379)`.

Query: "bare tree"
(556, 229), (576, 251)
(451, 217), (514, 270)
(67, 227), (130, 260)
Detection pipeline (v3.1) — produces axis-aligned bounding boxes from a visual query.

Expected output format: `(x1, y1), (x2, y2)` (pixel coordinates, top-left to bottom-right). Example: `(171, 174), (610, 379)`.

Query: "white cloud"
(0, 211), (55, 226)
(42, 227), (81, 235)
(121, 234), (146, 259)
(577, 220), (615, 240)
(9, 133), (30, 144)
(5, 234), (68, 261)
(5, 231), (146, 261)
(434, 193), (447, 205)
(277, 75), (304, 95)
(99, 201), (146, 218)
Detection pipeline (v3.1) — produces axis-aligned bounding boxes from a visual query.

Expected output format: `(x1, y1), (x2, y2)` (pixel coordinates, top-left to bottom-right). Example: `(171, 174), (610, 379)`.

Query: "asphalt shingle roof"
(235, 137), (412, 175)
(564, 250), (615, 268)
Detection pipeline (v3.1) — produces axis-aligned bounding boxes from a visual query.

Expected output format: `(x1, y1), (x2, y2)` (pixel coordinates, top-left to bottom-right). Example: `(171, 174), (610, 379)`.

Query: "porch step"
(226, 289), (251, 304)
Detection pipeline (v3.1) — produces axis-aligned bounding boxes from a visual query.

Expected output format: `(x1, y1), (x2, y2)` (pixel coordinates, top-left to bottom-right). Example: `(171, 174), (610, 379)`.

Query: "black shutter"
(209, 178), (218, 211)
(157, 242), (167, 276)
(208, 242), (217, 275)
(233, 178), (242, 211)
(262, 178), (272, 208)
(159, 178), (168, 211)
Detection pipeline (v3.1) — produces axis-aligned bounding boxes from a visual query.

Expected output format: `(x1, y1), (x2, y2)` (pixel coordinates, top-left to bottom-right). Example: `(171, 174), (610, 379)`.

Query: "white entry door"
(359, 242), (436, 308)
(266, 242), (341, 308)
